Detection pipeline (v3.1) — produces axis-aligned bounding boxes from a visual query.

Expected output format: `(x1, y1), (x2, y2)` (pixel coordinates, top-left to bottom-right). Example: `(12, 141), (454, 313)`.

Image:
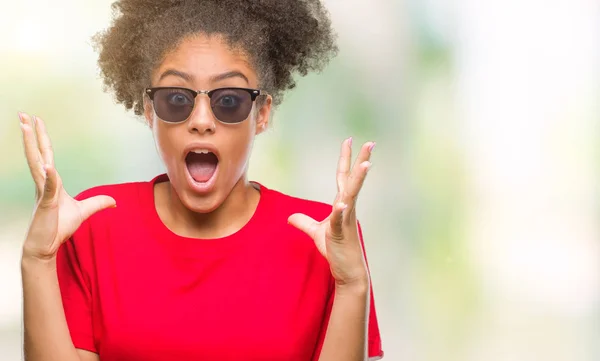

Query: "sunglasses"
(145, 86), (265, 124)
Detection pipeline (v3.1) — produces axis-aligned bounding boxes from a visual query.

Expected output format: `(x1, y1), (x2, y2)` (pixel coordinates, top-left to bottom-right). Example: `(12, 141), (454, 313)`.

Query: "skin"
(145, 34), (271, 239)
(20, 33), (375, 361)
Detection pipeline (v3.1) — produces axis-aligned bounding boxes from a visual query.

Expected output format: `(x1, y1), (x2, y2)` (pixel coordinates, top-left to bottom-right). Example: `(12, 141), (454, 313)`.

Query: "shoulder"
(72, 174), (165, 209)
(71, 175), (163, 231)
(65, 176), (161, 252)
(260, 183), (333, 222)
(73, 180), (147, 202)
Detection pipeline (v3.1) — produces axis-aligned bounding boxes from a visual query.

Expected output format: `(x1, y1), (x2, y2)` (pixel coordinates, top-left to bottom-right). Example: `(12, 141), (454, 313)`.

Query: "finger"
(328, 202), (347, 241)
(288, 213), (319, 240)
(336, 137), (352, 193)
(344, 142), (375, 205)
(344, 160), (372, 207)
(350, 142), (374, 176)
(78, 195), (117, 222)
(34, 116), (54, 166)
(19, 113), (45, 189)
(39, 164), (59, 207)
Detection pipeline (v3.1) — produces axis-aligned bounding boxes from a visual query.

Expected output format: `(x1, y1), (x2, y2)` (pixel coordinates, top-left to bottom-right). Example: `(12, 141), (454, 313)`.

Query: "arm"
(317, 282), (370, 361)
(22, 257), (98, 361)
(18, 113), (113, 361)
(289, 138), (381, 361)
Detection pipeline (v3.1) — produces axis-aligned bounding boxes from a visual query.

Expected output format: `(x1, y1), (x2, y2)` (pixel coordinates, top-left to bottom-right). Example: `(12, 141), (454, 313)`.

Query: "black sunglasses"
(145, 86), (265, 124)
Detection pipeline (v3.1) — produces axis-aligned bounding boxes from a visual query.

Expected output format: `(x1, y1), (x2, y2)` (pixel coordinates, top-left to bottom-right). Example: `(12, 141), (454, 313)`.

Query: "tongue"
(186, 153), (218, 183)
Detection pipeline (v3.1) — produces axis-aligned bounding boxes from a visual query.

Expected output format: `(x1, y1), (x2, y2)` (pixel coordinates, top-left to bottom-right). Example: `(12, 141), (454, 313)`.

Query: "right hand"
(19, 113), (116, 261)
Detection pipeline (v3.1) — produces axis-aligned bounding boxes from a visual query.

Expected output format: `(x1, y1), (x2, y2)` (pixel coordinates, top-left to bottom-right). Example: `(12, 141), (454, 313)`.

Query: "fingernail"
(17, 112), (23, 122)
(369, 142), (376, 153)
(339, 202), (348, 211)
(348, 137), (353, 147)
(364, 161), (372, 171)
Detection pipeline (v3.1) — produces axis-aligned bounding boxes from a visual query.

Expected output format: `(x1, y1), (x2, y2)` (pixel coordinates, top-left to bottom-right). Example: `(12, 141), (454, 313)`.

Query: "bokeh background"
(1, 0), (599, 360)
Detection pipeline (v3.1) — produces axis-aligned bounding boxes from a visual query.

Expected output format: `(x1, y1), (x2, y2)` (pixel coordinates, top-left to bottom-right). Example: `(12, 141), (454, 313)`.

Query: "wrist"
(21, 250), (57, 269)
(335, 275), (370, 295)
(22, 239), (59, 263)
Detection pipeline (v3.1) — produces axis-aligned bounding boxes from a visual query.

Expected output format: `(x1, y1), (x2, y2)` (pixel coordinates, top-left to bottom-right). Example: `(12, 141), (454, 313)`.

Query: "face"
(144, 34), (272, 213)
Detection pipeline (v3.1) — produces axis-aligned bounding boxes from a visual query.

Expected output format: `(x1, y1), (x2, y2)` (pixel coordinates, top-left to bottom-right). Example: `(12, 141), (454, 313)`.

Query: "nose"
(186, 95), (216, 134)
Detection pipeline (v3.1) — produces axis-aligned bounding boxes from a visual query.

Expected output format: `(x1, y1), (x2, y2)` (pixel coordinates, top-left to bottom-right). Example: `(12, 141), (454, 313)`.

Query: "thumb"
(288, 213), (319, 240)
(39, 164), (59, 206)
(328, 202), (347, 241)
(78, 195), (117, 222)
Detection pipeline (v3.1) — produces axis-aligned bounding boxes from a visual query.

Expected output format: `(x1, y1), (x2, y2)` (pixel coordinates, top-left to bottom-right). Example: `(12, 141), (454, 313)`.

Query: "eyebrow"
(210, 70), (249, 85)
(158, 69), (193, 82)
(158, 69), (250, 85)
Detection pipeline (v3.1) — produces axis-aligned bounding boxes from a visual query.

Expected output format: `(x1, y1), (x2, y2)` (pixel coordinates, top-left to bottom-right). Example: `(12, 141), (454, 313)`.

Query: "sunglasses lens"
(153, 88), (195, 123)
(210, 88), (253, 123)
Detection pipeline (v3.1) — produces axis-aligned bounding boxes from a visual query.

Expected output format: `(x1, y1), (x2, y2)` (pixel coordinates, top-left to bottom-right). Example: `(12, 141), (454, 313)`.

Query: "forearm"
(22, 255), (81, 361)
(318, 281), (370, 361)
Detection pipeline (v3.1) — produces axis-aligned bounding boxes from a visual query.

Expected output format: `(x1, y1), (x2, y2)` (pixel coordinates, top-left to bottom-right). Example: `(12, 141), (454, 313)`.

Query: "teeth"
(191, 149), (211, 154)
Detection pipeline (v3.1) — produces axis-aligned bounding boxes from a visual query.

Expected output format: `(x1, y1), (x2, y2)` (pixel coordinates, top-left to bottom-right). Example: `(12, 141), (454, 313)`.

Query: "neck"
(157, 174), (260, 239)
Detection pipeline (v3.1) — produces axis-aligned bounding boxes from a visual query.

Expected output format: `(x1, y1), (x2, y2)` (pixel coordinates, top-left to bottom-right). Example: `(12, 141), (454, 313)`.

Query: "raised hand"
(288, 138), (374, 288)
(19, 113), (116, 260)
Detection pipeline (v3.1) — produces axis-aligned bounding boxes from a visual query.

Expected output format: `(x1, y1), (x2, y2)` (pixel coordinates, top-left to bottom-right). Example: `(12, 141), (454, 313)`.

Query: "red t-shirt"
(57, 174), (383, 361)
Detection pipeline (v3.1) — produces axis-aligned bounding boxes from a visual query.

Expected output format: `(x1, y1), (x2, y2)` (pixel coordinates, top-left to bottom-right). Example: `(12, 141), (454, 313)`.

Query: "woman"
(19, 0), (383, 360)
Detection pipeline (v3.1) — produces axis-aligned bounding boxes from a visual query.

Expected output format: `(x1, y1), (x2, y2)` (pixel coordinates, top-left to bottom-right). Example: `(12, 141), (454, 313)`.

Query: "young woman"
(19, 1), (383, 360)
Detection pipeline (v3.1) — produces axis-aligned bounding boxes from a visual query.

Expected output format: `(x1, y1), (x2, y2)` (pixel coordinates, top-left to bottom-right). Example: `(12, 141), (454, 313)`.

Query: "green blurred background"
(1, 0), (599, 360)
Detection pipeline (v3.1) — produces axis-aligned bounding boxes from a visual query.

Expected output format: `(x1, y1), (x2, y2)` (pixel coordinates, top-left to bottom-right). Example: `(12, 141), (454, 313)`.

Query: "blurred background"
(1, 0), (599, 360)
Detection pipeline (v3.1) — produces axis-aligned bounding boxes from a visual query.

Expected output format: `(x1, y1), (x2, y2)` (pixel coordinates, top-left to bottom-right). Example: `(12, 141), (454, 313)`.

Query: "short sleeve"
(56, 228), (97, 353)
(312, 221), (384, 360)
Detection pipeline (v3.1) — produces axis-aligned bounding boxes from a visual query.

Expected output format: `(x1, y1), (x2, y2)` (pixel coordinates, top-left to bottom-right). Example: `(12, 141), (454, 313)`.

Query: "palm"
(289, 138), (374, 285)
(307, 218), (330, 258)
(20, 114), (115, 260)
(47, 183), (85, 252)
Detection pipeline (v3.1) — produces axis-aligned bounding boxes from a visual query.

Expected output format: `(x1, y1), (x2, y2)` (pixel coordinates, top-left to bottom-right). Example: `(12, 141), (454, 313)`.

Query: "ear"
(254, 95), (272, 135)
(143, 96), (154, 129)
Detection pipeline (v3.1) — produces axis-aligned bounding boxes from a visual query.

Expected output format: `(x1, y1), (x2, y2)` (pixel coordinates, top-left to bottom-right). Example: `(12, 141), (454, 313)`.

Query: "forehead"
(152, 34), (257, 86)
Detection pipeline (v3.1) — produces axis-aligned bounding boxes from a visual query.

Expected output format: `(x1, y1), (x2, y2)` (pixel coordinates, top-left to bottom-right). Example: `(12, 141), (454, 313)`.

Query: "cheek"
(223, 126), (255, 173)
(152, 126), (180, 165)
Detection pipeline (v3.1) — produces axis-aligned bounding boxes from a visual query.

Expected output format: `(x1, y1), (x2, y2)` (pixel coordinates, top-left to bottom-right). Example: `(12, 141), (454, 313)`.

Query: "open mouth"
(185, 150), (219, 183)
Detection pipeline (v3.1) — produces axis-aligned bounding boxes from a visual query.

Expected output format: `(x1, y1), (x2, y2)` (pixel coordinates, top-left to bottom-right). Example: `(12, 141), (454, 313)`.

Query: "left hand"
(288, 138), (375, 288)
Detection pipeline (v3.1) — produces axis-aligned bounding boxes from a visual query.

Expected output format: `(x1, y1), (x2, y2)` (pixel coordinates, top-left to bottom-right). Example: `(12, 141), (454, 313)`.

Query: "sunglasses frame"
(144, 86), (265, 124)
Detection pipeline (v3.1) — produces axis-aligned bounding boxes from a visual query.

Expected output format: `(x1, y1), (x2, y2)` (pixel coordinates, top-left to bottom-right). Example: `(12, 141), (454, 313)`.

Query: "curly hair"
(93, 0), (338, 116)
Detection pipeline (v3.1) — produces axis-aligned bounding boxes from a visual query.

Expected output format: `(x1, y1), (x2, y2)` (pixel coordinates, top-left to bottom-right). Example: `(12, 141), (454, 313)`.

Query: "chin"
(178, 178), (227, 214)
(181, 193), (223, 214)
